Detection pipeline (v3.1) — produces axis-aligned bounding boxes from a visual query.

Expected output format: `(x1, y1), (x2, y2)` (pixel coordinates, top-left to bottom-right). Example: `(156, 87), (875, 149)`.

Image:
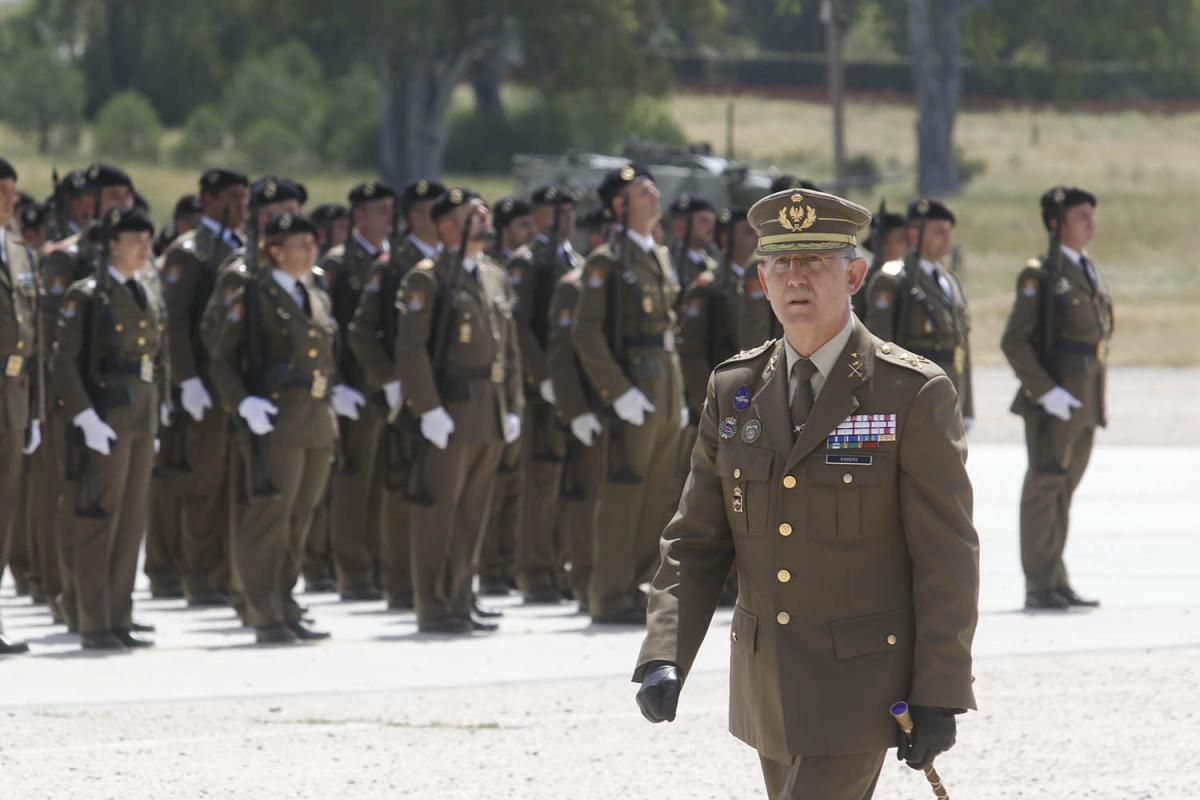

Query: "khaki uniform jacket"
(1000, 253), (1114, 429)
(545, 269), (594, 424)
(40, 230), (96, 323)
(209, 270), (338, 450)
(348, 237), (428, 390)
(736, 264), (778, 351)
(677, 267), (740, 421)
(502, 244), (546, 392)
(392, 252), (523, 443)
(1, 232), (38, 435)
(570, 238), (683, 407)
(636, 322), (979, 760)
(163, 225), (238, 385)
(864, 260), (975, 419)
(321, 234), (382, 392)
(53, 273), (169, 436)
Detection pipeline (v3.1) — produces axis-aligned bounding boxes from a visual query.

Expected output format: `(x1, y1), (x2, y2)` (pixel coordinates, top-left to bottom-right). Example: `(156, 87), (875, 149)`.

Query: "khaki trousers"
(759, 751), (886, 800)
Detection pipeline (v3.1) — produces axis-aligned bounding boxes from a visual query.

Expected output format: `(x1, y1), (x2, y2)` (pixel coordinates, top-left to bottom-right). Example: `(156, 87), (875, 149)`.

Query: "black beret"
(579, 206), (613, 232)
(873, 211), (906, 234)
(717, 207), (748, 228)
(769, 175), (820, 194)
(264, 212), (317, 238)
(62, 169), (90, 195)
(492, 196), (532, 230)
(0, 158), (17, 182)
(311, 202), (350, 223)
(597, 163), (654, 209)
(348, 180), (397, 206)
(1040, 186), (1097, 229)
(133, 191), (150, 212)
(15, 191), (34, 209)
(431, 187), (479, 221)
(669, 193), (715, 216)
(199, 167), (249, 194)
(103, 207), (155, 238)
(174, 194), (203, 218)
(531, 185), (576, 206)
(907, 198), (956, 226)
(20, 203), (46, 228)
(402, 179), (447, 209)
(87, 162), (133, 189)
(251, 176), (307, 208)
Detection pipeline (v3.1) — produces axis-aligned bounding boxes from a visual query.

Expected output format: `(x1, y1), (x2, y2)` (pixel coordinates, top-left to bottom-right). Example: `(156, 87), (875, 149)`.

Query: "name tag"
(4, 355), (23, 377)
(826, 454), (874, 466)
(139, 356), (154, 383)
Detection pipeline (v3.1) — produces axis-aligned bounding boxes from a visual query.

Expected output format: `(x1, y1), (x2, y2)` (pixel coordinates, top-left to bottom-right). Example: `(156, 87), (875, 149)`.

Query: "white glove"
(503, 412), (522, 444)
(238, 396), (278, 435)
(74, 408), (117, 455)
(539, 379), (556, 405)
(570, 412), (603, 446)
(680, 405), (690, 430)
(22, 419), (41, 455)
(160, 401), (172, 427)
(963, 416), (975, 435)
(1038, 387), (1082, 422)
(612, 387), (655, 426)
(384, 380), (403, 412)
(332, 384), (366, 420)
(420, 406), (455, 450)
(179, 377), (213, 422)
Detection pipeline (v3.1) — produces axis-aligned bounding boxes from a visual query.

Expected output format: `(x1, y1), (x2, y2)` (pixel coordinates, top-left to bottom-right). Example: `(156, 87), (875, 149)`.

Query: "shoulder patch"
(1025, 257), (1042, 269)
(875, 342), (943, 378)
(416, 258), (435, 271)
(716, 338), (775, 369)
(881, 260), (905, 277)
(585, 262), (608, 288)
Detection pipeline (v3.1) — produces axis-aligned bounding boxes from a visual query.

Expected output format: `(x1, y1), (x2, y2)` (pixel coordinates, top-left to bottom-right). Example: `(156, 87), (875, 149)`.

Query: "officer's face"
(111, 231), (152, 272)
(330, 217), (350, 248)
(1058, 203), (1096, 249)
(99, 185), (134, 217)
(504, 215), (536, 249)
(761, 249), (866, 331)
(212, 184), (248, 230)
(269, 233), (319, 276)
(355, 197), (395, 243)
(616, 179), (661, 229)
(913, 220), (953, 262)
(0, 179), (17, 225)
(881, 227), (908, 262)
(690, 210), (716, 248)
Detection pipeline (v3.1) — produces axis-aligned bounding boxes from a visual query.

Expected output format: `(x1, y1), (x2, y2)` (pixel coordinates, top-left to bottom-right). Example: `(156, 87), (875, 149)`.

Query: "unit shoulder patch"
(716, 338), (775, 370)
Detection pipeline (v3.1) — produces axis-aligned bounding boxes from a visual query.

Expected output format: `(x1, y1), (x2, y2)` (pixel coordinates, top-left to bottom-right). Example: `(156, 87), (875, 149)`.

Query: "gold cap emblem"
(777, 194), (817, 232)
(416, 179), (429, 196)
(619, 166), (635, 181)
(265, 180), (278, 200)
(449, 188), (463, 204)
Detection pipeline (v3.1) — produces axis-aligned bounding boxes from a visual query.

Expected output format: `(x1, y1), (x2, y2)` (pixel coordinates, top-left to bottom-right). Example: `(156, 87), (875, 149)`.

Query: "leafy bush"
(0, 45), (85, 154)
(224, 39), (328, 151)
(93, 91), (164, 162)
(317, 65), (381, 169)
(953, 145), (988, 187)
(238, 117), (309, 173)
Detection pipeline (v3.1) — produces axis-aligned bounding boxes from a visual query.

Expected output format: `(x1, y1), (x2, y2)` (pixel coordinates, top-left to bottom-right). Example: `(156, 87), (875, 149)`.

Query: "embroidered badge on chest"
(741, 419), (762, 444)
(733, 385), (751, 412)
(719, 417), (738, 439)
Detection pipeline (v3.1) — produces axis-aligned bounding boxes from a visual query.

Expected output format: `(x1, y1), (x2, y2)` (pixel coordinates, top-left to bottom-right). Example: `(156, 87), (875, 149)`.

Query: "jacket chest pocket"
(806, 454), (892, 542)
(715, 445), (774, 536)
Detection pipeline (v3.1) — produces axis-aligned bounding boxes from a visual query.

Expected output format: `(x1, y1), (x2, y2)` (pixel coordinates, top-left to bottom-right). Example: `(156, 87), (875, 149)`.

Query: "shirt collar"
(462, 257), (478, 274)
(1059, 244), (1086, 265)
(731, 262), (746, 278)
(108, 265), (130, 284)
(783, 313), (856, 384)
(625, 228), (655, 254)
(688, 248), (707, 263)
(918, 257), (944, 277)
(408, 233), (440, 259)
(271, 269), (300, 296)
(353, 229), (388, 258)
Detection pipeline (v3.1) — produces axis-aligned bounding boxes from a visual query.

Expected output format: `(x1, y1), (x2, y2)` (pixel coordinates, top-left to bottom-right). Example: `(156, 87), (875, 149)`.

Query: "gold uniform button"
(887, 634), (897, 646)
(136, 336), (146, 346)
(881, 344), (892, 354)
(138, 320), (148, 329)
(842, 473), (853, 485)
(731, 631), (739, 642)
(308, 348), (318, 358)
(115, 323), (124, 332)
(308, 328), (318, 338)
(777, 569), (791, 584)
(778, 523), (793, 537)
(16, 340), (23, 349)
(782, 475), (796, 489)
(776, 611), (791, 625)
(733, 468), (742, 479)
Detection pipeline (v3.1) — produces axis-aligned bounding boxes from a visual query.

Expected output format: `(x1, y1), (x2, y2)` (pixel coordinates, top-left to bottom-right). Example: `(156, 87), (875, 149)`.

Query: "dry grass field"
(2, 92), (1194, 365)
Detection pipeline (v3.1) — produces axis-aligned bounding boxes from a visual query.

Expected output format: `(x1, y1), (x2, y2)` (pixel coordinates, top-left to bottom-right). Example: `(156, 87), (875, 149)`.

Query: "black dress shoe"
(188, 591), (231, 607)
(472, 599), (503, 618)
(81, 631), (127, 650)
(417, 617), (472, 634)
(286, 619), (331, 640)
(592, 607), (648, 626)
(305, 577), (338, 594)
(0, 634), (30, 655)
(386, 591), (414, 611)
(255, 623), (298, 645)
(14, 577), (30, 597)
(113, 629), (155, 648)
(340, 585), (383, 602)
(523, 584), (565, 605)
(1024, 589), (1070, 610)
(129, 620), (157, 633)
(1058, 587), (1100, 607)
(478, 576), (512, 597)
(468, 615), (499, 633)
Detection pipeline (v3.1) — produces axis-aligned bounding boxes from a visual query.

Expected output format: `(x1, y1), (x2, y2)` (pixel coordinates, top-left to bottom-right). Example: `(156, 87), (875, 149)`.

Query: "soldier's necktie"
(1079, 256), (1097, 294)
(930, 265), (952, 299)
(790, 357), (818, 438)
(125, 278), (146, 311)
(296, 282), (312, 317)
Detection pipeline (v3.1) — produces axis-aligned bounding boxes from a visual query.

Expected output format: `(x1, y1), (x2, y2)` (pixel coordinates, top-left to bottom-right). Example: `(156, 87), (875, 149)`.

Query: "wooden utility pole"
(822, 0), (847, 192)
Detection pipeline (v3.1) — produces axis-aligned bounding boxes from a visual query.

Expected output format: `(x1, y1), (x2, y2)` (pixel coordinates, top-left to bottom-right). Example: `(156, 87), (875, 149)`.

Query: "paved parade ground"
(2, 368), (1198, 799)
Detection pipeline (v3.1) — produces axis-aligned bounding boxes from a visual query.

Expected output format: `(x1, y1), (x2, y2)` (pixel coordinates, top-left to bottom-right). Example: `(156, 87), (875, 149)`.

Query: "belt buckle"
(490, 362), (505, 384)
(5, 355), (23, 377)
(311, 370), (328, 399)
(139, 355), (154, 383)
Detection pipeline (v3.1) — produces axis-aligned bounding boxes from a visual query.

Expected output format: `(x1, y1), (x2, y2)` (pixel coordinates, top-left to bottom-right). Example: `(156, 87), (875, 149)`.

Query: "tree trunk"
(470, 58), (505, 119)
(909, 0), (963, 196)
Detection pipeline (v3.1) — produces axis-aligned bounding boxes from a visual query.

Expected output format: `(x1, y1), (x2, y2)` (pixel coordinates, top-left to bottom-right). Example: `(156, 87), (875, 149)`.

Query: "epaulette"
(180, 236), (197, 253)
(881, 260), (905, 277)
(1025, 256), (1043, 269)
(311, 265), (327, 280)
(415, 258), (435, 271)
(325, 243), (347, 261)
(716, 338), (775, 370)
(875, 341), (942, 377)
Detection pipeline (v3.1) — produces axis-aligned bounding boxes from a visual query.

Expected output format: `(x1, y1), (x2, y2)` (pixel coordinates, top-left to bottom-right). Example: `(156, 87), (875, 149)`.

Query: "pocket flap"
(716, 445), (774, 482)
(829, 608), (911, 660)
(730, 605), (758, 652)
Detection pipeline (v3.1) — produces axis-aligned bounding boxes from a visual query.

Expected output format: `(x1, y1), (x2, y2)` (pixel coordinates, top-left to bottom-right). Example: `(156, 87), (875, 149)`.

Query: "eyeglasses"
(766, 251), (852, 275)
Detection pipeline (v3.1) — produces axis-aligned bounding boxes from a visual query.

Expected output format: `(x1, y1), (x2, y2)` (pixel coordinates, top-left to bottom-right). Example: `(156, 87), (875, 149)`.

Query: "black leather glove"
(896, 705), (957, 771)
(635, 661), (682, 723)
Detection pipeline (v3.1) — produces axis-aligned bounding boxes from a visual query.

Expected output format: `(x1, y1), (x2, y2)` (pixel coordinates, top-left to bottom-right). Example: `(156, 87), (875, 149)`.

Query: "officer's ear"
(847, 255), (868, 295)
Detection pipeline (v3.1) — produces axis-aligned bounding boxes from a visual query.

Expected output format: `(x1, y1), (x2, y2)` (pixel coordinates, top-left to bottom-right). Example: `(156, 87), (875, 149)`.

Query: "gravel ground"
(1, 367), (1197, 798)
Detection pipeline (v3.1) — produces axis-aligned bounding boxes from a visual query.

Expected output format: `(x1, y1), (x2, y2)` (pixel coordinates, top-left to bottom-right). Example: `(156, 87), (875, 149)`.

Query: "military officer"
(348, 178), (445, 611)
(634, 188), (979, 799)
(162, 167), (249, 607)
(312, 202), (350, 257)
(863, 199), (974, 429)
(571, 164), (688, 625)
(391, 188), (523, 633)
(1001, 187), (1111, 611)
(479, 195), (535, 597)
(53, 208), (167, 650)
(668, 194), (719, 300)
(852, 206), (907, 321)
(47, 168), (94, 242)
(322, 181), (393, 601)
(210, 212), (344, 644)
(0, 158), (40, 655)
(19, 202), (49, 251)
(579, 206), (613, 254)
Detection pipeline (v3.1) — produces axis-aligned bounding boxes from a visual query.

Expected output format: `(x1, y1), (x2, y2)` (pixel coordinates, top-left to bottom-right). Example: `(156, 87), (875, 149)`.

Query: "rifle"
(529, 200), (565, 464)
(381, 260), (410, 491)
(1034, 197), (1067, 471)
(673, 206), (695, 310)
(894, 215), (926, 346)
(405, 213), (473, 507)
(28, 243), (46, 456)
(241, 203), (279, 498)
(73, 204), (111, 520)
(605, 210), (642, 485)
(50, 168), (68, 242)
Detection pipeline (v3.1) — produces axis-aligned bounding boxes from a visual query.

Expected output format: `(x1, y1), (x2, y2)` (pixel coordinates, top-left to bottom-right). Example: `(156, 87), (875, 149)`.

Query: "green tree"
(93, 90), (164, 161)
(0, 45), (85, 154)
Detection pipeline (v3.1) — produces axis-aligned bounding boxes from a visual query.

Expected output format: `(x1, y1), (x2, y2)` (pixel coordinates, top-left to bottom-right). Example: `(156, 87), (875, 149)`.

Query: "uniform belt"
(264, 365), (330, 398)
(443, 366), (492, 382)
(622, 334), (668, 350)
(1055, 340), (1101, 356)
(103, 359), (154, 377)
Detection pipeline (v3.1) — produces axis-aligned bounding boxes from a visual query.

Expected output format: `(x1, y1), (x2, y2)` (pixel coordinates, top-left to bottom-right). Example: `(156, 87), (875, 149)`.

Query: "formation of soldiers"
(0, 154), (1113, 653)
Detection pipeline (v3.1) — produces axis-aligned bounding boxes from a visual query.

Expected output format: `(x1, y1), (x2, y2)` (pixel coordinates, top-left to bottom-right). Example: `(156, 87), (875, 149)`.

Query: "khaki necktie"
(790, 357), (818, 437)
